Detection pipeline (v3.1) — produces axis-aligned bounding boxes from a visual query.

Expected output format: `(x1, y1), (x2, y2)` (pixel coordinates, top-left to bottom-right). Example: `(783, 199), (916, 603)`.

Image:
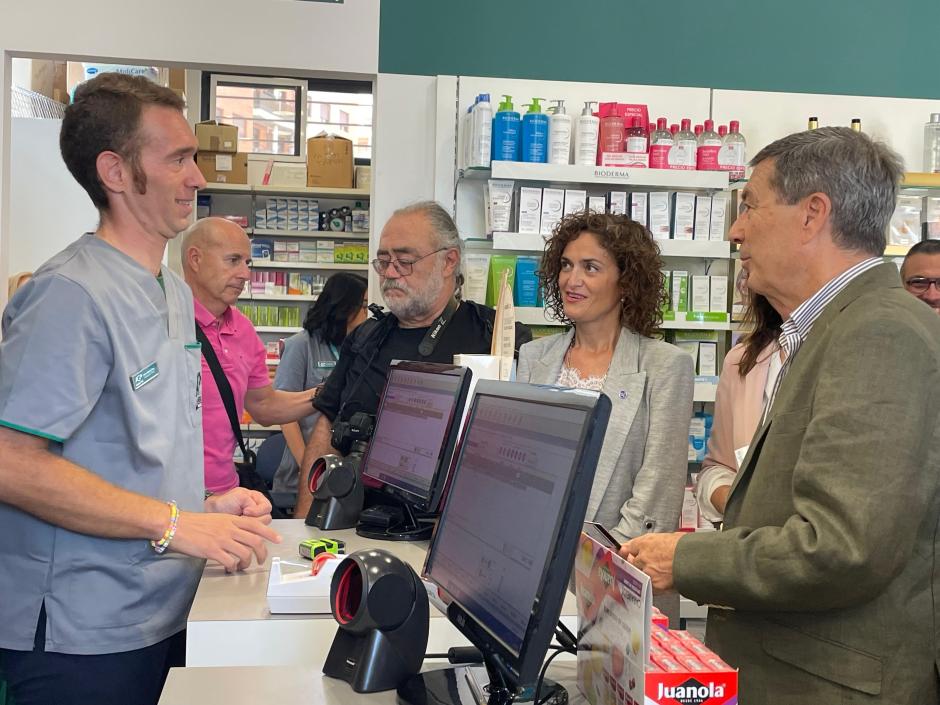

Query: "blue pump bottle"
(521, 98), (549, 163)
(491, 95), (521, 162)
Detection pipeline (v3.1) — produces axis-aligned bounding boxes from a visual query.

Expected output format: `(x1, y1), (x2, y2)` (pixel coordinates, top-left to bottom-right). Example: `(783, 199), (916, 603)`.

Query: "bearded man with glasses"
(293, 201), (532, 518)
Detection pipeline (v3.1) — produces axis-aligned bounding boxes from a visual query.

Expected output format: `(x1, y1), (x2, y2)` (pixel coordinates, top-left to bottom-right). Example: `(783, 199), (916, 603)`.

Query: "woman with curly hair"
(516, 211), (693, 545)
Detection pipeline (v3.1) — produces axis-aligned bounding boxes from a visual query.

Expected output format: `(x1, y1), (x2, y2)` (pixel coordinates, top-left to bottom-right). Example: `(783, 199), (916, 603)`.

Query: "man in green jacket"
(624, 127), (940, 704)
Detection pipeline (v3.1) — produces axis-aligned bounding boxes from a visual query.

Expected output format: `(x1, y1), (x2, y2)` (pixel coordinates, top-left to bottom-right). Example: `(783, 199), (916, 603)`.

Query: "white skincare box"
(648, 192), (671, 239)
(563, 189), (588, 217)
(672, 192), (696, 240)
(698, 342), (718, 376)
(694, 195), (713, 240)
(691, 275), (710, 312)
(630, 192), (649, 227)
(710, 275), (728, 313)
(608, 191), (628, 216)
(540, 188), (565, 236)
(710, 193), (730, 241)
(588, 196), (607, 214)
(518, 187), (543, 234)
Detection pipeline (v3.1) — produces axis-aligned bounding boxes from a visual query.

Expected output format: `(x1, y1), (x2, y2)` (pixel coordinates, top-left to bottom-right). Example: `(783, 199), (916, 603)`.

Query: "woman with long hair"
(271, 272), (368, 496)
(694, 274), (784, 521)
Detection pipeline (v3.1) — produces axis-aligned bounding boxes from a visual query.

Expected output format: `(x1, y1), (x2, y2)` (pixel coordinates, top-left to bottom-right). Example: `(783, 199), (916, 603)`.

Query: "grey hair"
(392, 200), (465, 295)
(751, 127), (904, 256)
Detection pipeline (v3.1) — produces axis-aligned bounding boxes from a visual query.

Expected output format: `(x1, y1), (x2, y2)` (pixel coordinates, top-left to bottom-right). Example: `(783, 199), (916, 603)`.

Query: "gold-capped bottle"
(808, 116), (819, 130)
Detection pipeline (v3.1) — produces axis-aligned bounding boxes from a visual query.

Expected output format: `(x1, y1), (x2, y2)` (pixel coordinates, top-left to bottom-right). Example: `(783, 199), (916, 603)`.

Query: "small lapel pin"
(619, 390), (627, 400)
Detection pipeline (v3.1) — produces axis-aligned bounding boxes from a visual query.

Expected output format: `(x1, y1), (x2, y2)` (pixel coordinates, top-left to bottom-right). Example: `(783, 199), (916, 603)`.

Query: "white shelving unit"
(239, 293), (319, 302)
(514, 307), (735, 332)
(250, 228), (370, 240)
(255, 326), (303, 334)
(202, 183), (369, 199)
(251, 262), (368, 271)
(487, 231), (731, 258)
(465, 163), (730, 190)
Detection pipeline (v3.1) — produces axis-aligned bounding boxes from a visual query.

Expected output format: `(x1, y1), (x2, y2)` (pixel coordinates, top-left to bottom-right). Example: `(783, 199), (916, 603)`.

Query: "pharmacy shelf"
(254, 326), (303, 334)
(513, 307), (734, 331)
(250, 228), (370, 240)
(251, 261), (368, 271)
(478, 233), (731, 259)
(693, 378), (719, 403)
(657, 240), (731, 258)
(463, 163), (730, 190)
(884, 244), (915, 257)
(514, 307), (560, 326)
(239, 293), (319, 302)
(900, 172), (940, 189)
(661, 319), (735, 331)
(240, 422), (279, 432)
(201, 183), (370, 199)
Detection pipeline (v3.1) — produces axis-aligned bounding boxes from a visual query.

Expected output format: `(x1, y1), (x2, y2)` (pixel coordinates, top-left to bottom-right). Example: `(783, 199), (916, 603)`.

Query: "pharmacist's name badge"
(130, 362), (159, 391)
(316, 361), (336, 369)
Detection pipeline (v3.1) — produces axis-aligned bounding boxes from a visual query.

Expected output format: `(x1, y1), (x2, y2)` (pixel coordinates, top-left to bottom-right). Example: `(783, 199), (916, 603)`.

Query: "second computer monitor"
(357, 361), (471, 539)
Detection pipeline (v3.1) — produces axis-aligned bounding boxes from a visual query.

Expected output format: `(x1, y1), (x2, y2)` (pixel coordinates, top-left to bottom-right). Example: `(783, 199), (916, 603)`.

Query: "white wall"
(713, 89), (940, 173)
(9, 118), (97, 273)
(0, 0), (379, 302)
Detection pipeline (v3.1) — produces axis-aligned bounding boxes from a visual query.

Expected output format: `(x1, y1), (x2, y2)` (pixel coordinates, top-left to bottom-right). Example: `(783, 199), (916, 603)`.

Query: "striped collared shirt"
(763, 257), (883, 420)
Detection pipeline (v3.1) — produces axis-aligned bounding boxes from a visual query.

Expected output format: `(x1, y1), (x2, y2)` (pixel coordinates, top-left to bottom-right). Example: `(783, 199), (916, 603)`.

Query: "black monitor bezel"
(359, 360), (471, 515)
(422, 380), (611, 689)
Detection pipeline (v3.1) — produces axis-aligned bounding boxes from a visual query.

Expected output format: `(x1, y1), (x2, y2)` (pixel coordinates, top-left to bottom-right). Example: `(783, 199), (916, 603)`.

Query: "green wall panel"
(379, 0), (940, 100)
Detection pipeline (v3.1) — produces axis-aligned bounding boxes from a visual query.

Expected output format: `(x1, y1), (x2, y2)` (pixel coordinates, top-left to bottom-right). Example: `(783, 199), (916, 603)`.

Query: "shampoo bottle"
(491, 95), (521, 162)
(548, 100), (572, 165)
(521, 98), (549, 163)
(471, 93), (492, 168)
(574, 101), (600, 166)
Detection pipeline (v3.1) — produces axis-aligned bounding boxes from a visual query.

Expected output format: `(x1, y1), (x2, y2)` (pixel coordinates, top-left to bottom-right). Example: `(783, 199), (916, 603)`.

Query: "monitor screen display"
(361, 365), (465, 502)
(425, 392), (590, 656)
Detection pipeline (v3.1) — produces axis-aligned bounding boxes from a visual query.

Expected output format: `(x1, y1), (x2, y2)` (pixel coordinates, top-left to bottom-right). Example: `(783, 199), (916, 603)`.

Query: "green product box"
(279, 307), (292, 327)
(486, 255), (517, 307)
(672, 330), (720, 343)
(290, 307), (301, 327)
(670, 270), (689, 313)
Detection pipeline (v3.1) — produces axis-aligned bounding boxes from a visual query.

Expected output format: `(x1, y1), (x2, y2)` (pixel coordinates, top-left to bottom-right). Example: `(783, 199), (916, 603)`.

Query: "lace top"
(557, 365), (606, 391)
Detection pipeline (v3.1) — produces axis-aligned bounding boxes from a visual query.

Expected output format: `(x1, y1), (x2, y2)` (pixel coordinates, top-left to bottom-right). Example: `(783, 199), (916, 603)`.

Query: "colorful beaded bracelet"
(151, 500), (179, 554)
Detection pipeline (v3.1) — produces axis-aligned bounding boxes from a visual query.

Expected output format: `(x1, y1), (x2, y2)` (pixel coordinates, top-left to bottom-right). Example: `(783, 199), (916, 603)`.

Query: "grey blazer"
(517, 327), (694, 542)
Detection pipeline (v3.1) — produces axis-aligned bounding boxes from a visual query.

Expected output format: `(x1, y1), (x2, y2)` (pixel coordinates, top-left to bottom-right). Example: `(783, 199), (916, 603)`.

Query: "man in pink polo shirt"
(181, 217), (318, 497)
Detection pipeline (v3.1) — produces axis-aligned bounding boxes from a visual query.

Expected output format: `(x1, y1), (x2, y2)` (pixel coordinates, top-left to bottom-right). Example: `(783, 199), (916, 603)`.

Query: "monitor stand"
(397, 666), (567, 705)
(356, 501), (435, 542)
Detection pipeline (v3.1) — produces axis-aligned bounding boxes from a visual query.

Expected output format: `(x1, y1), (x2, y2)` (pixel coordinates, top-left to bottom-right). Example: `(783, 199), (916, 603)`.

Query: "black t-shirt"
(314, 301), (532, 424)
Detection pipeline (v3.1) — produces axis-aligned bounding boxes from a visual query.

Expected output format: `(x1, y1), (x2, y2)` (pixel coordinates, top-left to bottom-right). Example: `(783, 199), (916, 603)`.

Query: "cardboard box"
(195, 121), (239, 153)
(306, 134), (354, 188)
(563, 189), (587, 217)
(588, 196), (607, 214)
(196, 151), (247, 184)
(608, 191), (628, 216)
(710, 193), (730, 241)
(631, 192), (649, 227)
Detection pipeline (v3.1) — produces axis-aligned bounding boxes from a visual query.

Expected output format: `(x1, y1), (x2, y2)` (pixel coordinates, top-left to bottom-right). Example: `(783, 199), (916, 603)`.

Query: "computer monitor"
(356, 361), (471, 541)
(398, 380), (611, 705)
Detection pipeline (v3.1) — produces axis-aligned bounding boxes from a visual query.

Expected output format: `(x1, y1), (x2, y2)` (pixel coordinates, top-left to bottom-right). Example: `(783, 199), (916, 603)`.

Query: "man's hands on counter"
(169, 488), (282, 573)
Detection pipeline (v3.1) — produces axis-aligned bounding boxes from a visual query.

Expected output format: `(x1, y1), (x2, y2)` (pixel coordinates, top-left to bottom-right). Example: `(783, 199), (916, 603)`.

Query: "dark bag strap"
(195, 327), (254, 465)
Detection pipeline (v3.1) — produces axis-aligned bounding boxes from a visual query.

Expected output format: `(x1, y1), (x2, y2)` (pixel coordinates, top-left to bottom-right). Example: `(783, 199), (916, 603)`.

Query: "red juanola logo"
(658, 678), (725, 705)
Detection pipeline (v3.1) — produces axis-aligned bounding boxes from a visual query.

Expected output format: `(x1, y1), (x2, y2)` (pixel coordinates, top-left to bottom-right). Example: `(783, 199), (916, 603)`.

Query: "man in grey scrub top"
(0, 74), (281, 705)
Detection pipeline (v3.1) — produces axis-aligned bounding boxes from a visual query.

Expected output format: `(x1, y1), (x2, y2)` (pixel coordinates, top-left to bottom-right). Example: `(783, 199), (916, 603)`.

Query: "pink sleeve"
(701, 344), (747, 474)
(248, 331), (271, 390)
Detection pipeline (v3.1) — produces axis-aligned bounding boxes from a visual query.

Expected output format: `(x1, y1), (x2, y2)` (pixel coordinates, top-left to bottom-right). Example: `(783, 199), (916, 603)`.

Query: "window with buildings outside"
(213, 79), (303, 156)
(306, 89), (373, 161)
(210, 75), (373, 162)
